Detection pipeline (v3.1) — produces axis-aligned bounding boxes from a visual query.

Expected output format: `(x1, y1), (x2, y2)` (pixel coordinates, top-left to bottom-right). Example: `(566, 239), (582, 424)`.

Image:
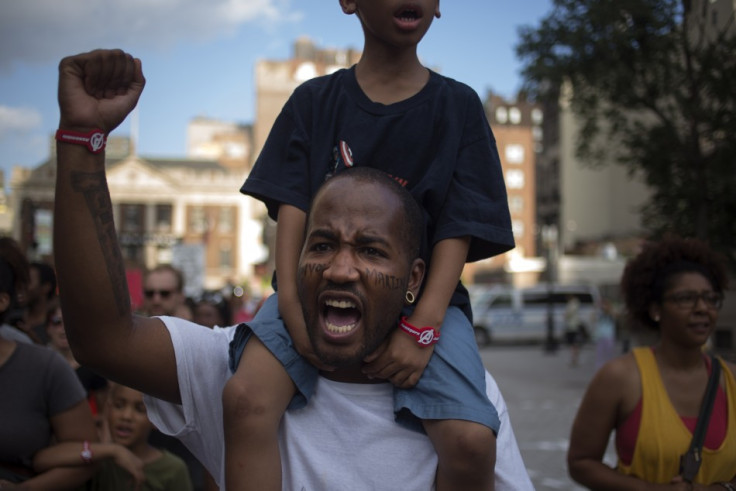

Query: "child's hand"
(281, 300), (334, 372)
(290, 323), (335, 372)
(362, 328), (434, 388)
(112, 445), (145, 489)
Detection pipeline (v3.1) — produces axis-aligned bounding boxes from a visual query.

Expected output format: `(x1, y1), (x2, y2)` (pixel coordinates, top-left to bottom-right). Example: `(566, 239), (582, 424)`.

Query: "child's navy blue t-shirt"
(241, 66), (514, 316)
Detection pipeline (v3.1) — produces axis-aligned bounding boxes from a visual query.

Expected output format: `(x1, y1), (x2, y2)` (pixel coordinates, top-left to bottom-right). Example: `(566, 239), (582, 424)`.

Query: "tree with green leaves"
(516, 0), (736, 265)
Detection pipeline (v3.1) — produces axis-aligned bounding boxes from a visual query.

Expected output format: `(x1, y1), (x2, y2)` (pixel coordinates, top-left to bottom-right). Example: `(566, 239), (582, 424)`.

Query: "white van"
(470, 284), (602, 346)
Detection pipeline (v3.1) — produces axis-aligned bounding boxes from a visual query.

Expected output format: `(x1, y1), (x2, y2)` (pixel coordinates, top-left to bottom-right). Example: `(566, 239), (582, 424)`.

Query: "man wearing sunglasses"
(142, 265), (185, 317)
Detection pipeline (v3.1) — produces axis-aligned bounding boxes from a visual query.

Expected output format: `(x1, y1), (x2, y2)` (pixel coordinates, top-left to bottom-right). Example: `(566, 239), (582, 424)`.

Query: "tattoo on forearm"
(71, 171), (130, 315)
(364, 269), (405, 290)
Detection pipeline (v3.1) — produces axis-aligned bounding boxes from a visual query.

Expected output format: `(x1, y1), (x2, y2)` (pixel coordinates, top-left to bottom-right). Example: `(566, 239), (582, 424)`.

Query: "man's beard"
(307, 316), (396, 368)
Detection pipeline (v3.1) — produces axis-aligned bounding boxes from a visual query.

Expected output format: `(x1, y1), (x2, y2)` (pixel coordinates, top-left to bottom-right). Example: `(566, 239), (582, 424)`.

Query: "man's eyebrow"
(307, 229), (391, 248)
(354, 234), (391, 248)
(307, 228), (337, 241)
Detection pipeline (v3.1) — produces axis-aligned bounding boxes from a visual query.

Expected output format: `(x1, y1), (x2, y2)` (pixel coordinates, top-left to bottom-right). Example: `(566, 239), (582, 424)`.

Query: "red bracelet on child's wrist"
(399, 317), (440, 346)
(80, 440), (93, 464)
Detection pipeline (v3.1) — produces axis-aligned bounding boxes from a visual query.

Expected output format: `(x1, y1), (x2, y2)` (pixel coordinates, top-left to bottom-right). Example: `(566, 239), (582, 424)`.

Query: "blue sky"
(0, 0), (554, 179)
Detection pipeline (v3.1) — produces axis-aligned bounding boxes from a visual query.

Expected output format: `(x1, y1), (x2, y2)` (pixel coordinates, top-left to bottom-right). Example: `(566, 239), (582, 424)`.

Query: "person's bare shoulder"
(599, 351), (638, 378)
(593, 351), (641, 416)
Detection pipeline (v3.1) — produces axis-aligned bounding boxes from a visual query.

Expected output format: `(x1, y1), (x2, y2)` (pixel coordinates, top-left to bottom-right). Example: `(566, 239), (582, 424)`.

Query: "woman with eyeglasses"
(568, 235), (736, 489)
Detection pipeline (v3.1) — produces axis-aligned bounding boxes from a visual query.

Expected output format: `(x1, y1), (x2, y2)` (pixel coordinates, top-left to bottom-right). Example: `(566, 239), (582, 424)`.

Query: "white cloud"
(0, 0), (300, 71)
(0, 106), (43, 138)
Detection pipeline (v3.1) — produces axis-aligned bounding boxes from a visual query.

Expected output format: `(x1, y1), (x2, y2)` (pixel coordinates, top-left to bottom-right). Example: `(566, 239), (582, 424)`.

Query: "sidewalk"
(481, 343), (618, 490)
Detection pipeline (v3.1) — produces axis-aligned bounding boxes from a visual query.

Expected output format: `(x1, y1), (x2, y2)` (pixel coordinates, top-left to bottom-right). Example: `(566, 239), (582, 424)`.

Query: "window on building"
(504, 144), (525, 164)
(155, 204), (172, 233)
(219, 241), (232, 268)
(189, 206), (206, 234)
(532, 126), (543, 142)
(495, 107), (508, 124)
(218, 207), (234, 233)
(119, 204), (145, 234)
(224, 142), (247, 159)
(295, 62), (317, 82)
(509, 107), (522, 124)
(512, 220), (525, 238)
(506, 169), (525, 189)
(531, 108), (543, 125)
(509, 196), (524, 214)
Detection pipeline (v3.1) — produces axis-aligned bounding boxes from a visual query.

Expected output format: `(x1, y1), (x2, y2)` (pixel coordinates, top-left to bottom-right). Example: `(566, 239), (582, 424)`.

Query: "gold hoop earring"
(405, 291), (415, 304)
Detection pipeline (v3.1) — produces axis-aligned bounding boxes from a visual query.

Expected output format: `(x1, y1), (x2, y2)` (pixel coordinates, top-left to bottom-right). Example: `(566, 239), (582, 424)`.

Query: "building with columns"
(10, 130), (265, 300)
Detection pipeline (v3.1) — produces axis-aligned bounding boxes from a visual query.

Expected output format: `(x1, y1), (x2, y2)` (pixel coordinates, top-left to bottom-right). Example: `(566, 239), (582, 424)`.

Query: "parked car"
(470, 284), (602, 346)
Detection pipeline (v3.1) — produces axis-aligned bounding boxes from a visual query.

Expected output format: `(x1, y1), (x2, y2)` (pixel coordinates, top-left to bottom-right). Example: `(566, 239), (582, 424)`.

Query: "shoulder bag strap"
(679, 355), (722, 482)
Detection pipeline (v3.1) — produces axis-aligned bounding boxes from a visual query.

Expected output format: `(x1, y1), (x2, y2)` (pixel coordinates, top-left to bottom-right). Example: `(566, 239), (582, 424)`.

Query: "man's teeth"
(325, 299), (356, 309)
(324, 299), (358, 332)
(326, 322), (357, 333)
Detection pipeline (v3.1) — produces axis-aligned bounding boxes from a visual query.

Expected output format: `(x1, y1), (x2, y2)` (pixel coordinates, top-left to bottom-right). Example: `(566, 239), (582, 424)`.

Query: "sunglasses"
(144, 289), (174, 299)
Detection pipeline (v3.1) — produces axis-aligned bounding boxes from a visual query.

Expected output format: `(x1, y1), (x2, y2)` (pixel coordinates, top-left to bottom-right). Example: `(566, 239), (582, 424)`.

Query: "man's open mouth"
(324, 298), (361, 333)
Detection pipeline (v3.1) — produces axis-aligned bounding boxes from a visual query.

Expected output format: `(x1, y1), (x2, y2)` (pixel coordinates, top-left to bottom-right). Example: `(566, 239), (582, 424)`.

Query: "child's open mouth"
(396, 8), (420, 22)
(393, 5), (423, 29)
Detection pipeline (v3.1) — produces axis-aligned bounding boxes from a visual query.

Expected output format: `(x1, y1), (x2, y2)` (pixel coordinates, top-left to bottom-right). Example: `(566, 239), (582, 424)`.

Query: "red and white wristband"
(55, 128), (107, 154)
(399, 316), (440, 346)
(80, 440), (93, 464)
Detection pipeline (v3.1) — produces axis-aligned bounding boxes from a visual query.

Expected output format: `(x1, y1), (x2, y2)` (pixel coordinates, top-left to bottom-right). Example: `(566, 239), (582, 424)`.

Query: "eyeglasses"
(663, 291), (723, 310)
(144, 289), (174, 299)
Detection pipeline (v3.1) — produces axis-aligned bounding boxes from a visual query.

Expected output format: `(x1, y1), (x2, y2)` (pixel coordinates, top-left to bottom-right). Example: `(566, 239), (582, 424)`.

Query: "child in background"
(223, 1), (514, 489)
(34, 383), (192, 491)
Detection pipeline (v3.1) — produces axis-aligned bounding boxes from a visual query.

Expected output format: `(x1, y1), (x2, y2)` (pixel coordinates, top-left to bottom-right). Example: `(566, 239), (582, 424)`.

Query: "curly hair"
(0, 237), (30, 325)
(621, 235), (729, 330)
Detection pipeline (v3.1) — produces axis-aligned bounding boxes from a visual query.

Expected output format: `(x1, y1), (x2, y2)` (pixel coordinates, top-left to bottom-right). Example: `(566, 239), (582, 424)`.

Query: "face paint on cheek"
(364, 269), (406, 291)
(299, 262), (328, 278)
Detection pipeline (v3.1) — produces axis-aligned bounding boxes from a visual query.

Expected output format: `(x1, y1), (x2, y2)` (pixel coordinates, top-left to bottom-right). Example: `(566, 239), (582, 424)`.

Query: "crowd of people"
(4, 202), (734, 491)
(0, 238), (262, 490)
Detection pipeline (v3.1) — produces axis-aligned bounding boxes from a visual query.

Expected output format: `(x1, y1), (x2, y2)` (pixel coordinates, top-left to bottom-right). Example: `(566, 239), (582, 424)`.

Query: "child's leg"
(396, 305), (497, 490)
(222, 337), (296, 491)
(424, 419), (496, 490)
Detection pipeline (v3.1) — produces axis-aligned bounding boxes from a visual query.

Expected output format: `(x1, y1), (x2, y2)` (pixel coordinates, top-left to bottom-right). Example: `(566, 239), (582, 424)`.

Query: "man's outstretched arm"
(54, 49), (180, 403)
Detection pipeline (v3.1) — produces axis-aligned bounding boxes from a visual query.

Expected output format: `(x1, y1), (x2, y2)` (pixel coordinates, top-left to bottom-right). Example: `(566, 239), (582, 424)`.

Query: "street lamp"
(542, 224), (559, 353)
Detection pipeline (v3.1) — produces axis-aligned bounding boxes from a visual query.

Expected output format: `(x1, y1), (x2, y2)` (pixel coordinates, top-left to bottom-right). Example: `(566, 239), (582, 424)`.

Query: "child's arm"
(363, 236), (470, 388)
(276, 204), (331, 370)
(33, 441), (144, 486)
